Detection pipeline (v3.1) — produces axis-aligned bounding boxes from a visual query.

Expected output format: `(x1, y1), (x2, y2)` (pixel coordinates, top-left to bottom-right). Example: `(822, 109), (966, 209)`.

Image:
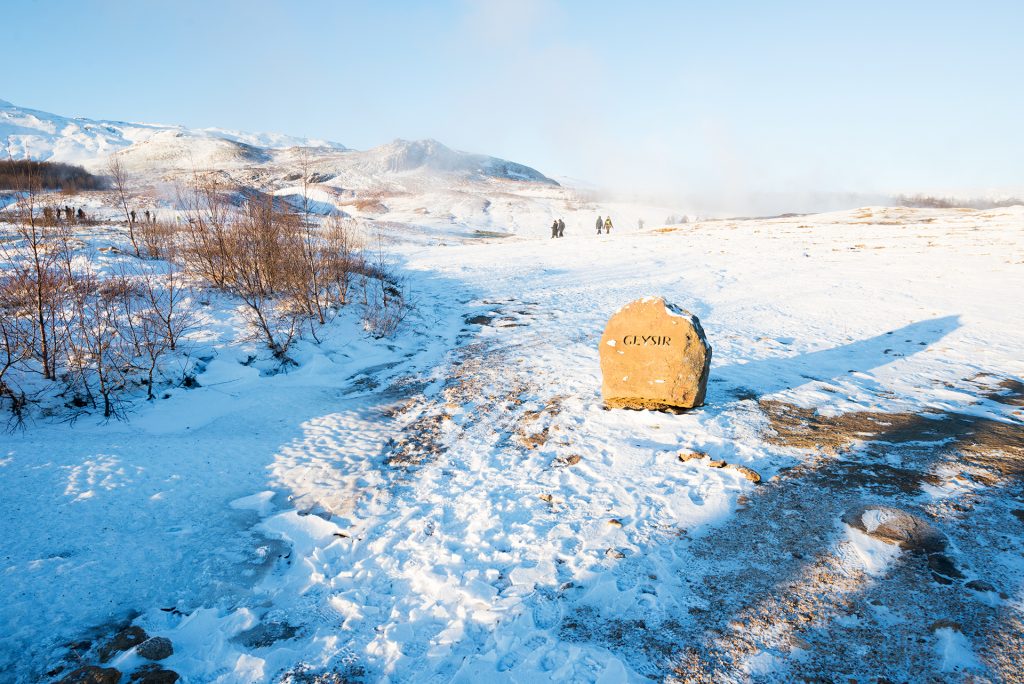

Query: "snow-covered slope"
(341, 138), (554, 184)
(0, 99), (555, 186)
(0, 99), (346, 167)
(1, 99), (584, 237)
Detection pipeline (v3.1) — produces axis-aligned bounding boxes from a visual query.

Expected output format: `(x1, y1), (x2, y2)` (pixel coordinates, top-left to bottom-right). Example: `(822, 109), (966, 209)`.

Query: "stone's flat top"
(599, 296), (711, 410)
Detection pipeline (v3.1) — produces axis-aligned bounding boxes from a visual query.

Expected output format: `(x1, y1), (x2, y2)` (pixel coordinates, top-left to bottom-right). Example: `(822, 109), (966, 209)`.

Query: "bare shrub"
(0, 273), (33, 419)
(137, 219), (178, 261)
(176, 172), (379, 357)
(358, 230), (411, 338)
(177, 174), (298, 355)
(108, 155), (141, 256)
(115, 262), (193, 400)
(0, 162), (73, 380)
(177, 173), (234, 288)
(294, 214), (359, 339)
(223, 195), (305, 357)
(63, 269), (133, 419)
(134, 260), (194, 353)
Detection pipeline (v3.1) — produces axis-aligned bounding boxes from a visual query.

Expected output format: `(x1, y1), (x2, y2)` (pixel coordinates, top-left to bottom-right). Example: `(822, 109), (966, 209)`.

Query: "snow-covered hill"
(0, 99), (346, 165)
(0, 99), (555, 186)
(1, 99), (603, 237)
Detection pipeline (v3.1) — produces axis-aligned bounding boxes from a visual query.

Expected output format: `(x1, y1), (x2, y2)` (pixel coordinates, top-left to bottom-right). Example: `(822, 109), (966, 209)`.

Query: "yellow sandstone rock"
(599, 297), (712, 410)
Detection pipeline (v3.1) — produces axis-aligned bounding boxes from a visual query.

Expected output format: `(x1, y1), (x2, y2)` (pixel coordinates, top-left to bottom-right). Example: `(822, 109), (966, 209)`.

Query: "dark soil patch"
(669, 396), (1024, 681)
(760, 399), (1024, 481)
(235, 621), (300, 648)
(971, 374), (1024, 407)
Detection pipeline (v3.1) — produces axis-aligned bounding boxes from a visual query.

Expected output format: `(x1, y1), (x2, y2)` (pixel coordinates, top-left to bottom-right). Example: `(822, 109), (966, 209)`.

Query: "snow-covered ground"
(2, 204), (1022, 682)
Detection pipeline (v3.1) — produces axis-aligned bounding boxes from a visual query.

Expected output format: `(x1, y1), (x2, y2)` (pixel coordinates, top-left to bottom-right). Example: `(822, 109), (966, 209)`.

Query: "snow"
(934, 627), (982, 673)
(2, 101), (694, 243)
(1, 184), (1023, 680)
(843, 527), (902, 577)
(231, 492), (278, 518)
(0, 100), (345, 169)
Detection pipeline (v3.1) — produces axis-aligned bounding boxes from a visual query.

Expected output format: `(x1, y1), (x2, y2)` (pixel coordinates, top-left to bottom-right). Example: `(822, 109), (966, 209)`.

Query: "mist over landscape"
(2, 2), (1022, 683)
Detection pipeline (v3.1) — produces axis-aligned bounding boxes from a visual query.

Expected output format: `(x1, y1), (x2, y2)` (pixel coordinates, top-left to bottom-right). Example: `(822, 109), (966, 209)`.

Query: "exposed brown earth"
(670, 390), (1024, 683)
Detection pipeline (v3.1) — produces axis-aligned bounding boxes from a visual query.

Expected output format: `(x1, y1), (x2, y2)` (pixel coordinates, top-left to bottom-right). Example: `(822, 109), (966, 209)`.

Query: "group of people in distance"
(550, 215), (614, 238)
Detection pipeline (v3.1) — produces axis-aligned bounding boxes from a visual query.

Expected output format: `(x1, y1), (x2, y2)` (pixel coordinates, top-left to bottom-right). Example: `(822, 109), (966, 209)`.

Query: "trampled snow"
(2, 201), (1022, 681)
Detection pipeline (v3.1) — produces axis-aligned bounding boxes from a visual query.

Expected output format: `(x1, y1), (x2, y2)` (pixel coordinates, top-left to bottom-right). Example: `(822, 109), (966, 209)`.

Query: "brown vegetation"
(0, 160), (194, 420)
(0, 157), (411, 423)
(175, 173), (391, 355)
(0, 159), (105, 192)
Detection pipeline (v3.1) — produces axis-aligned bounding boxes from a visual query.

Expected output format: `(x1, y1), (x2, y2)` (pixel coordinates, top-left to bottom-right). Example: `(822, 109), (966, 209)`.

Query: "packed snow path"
(3, 207), (1024, 682)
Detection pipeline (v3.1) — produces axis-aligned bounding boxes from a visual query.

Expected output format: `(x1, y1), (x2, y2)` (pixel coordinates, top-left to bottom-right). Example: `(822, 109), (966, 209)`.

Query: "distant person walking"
(604, 217), (613, 234)
(551, 220), (559, 239)
(596, 215), (603, 235)
(557, 218), (565, 238)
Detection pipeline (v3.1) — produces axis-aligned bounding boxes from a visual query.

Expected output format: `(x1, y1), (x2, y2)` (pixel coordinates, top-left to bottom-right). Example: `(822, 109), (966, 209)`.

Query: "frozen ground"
(2, 206), (1023, 682)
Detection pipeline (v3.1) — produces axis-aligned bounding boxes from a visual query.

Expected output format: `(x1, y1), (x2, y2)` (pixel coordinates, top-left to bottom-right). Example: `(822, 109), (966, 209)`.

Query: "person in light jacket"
(604, 216), (613, 234)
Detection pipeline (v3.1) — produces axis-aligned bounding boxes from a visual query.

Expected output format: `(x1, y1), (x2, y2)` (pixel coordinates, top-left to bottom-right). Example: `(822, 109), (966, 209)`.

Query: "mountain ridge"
(0, 99), (557, 186)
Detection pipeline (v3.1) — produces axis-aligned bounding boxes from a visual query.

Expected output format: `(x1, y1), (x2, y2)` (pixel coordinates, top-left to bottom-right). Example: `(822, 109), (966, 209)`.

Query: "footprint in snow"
(561, 536), (583, 555)
(570, 653), (607, 683)
(497, 635), (548, 672)
(532, 588), (562, 629)
(402, 641), (428, 658)
(541, 647), (569, 672)
(426, 670), (461, 684)
(615, 558), (643, 592)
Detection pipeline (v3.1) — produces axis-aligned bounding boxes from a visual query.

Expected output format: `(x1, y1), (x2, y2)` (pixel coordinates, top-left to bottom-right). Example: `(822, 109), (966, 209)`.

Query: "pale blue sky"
(3, 0), (1022, 198)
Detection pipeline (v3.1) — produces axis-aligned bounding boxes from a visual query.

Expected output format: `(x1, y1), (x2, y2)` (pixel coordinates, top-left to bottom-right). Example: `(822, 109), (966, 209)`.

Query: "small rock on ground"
(136, 637), (173, 661)
(841, 505), (945, 553)
(679, 450), (707, 462)
(58, 666), (122, 684)
(727, 464), (761, 483)
(99, 626), (148, 662)
(129, 665), (179, 683)
(965, 579), (997, 593)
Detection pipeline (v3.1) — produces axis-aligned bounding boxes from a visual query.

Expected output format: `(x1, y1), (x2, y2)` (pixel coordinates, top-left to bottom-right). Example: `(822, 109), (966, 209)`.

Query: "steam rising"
(450, 0), (1024, 216)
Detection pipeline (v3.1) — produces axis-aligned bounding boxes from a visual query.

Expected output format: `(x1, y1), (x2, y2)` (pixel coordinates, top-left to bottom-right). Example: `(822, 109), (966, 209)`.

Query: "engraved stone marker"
(599, 297), (712, 410)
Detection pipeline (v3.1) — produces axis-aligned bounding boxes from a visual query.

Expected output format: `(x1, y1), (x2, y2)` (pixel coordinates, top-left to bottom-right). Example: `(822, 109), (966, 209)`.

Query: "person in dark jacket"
(551, 220), (559, 238)
(596, 215), (603, 234)
(604, 216), (613, 234)
(557, 218), (565, 237)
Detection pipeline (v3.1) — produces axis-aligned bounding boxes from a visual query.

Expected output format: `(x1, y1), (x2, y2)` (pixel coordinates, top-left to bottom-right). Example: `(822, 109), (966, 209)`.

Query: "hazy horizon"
(3, 0), (1023, 210)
